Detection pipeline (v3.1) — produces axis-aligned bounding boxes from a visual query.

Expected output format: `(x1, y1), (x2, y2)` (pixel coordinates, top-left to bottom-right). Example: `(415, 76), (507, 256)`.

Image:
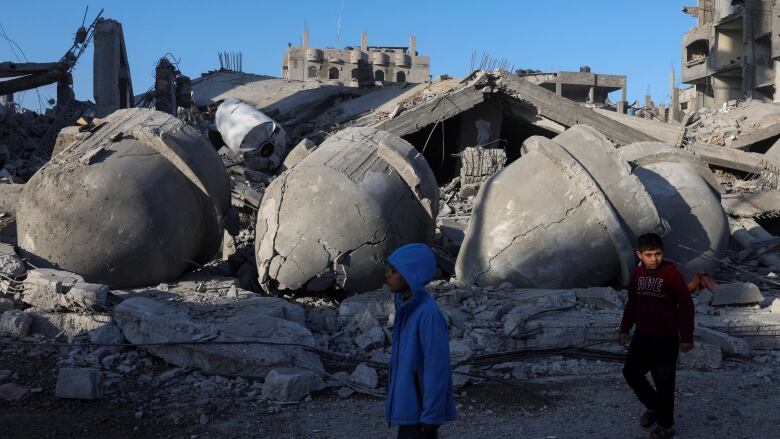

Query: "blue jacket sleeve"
(418, 308), (451, 425)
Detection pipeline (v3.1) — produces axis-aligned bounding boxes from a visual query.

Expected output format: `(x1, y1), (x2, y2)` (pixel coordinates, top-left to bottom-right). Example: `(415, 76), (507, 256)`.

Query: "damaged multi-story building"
(519, 67), (628, 112)
(680, 0), (780, 111)
(281, 30), (430, 86)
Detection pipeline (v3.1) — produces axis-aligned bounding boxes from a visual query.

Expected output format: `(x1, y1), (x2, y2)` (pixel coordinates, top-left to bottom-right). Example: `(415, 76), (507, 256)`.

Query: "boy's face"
(384, 266), (408, 292)
(636, 247), (664, 270)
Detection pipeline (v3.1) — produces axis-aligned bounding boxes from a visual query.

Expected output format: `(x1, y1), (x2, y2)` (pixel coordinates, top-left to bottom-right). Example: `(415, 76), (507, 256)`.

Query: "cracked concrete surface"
(620, 142), (729, 276)
(455, 128), (637, 289)
(255, 127), (438, 295)
(16, 108), (231, 288)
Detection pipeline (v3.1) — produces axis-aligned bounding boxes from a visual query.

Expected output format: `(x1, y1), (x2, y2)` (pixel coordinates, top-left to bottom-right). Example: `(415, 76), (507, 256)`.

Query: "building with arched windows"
(282, 31), (430, 87)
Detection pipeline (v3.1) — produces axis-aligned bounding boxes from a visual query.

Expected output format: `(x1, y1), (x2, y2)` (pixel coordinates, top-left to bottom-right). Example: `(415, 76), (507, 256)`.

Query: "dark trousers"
(397, 425), (438, 439)
(622, 334), (679, 428)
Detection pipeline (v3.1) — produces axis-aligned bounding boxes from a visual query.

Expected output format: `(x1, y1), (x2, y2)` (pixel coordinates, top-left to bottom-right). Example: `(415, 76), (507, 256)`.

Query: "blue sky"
(3, 1), (694, 112)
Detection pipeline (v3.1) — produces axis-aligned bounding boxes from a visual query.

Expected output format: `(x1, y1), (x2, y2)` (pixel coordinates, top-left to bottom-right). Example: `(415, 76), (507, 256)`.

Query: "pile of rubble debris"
(0, 66), (779, 426)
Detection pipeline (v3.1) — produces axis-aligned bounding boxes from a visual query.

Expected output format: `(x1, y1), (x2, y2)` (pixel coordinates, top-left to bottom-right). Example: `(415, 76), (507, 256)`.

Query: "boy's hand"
(680, 342), (694, 353)
(619, 332), (630, 346)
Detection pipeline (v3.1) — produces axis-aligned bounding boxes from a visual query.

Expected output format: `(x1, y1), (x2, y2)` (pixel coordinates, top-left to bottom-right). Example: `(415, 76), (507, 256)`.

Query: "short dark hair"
(637, 233), (663, 252)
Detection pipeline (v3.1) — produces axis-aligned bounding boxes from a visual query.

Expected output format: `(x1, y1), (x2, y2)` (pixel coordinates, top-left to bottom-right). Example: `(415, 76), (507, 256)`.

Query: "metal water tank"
(372, 51), (389, 66)
(395, 52), (412, 67)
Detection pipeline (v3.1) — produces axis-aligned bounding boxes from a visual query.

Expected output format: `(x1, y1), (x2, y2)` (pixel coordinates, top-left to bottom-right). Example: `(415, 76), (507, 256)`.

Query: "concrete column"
(361, 32), (367, 52)
(56, 73), (74, 107)
(774, 59), (780, 103)
(93, 19), (133, 118)
(555, 77), (562, 96)
(621, 86), (627, 103)
(588, 86), (595, 104)
(409, 35), (416, 55)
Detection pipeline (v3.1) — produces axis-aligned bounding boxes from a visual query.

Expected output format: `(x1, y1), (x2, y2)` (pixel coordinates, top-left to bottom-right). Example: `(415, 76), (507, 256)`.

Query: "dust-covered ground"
(1, 343), (777, 439)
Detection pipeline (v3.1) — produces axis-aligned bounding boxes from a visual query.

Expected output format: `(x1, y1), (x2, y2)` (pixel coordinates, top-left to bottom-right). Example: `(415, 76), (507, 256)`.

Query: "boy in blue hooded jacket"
(384, 243), (457, 439)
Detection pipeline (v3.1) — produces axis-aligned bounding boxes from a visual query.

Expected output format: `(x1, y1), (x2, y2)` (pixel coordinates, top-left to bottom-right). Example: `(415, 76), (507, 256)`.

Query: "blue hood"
(388, 243), (436, 293)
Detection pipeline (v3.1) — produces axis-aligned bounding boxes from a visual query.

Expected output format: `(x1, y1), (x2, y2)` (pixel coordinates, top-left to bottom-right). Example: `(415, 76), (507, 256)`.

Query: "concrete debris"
(354, 326), (386, 352)
(0, 309), (31, 338)
(55, 367), (103, 399)
(89, 322), (126, 346)
(22, 269), (108, 311)
(695, 326), (750, 356)
(279, 138), (317, 172)
(458, 147), (507, 198)
(261, 367), (322, 401)
(711, 282), (765, 307)
(573, 288), (624, 310)
(113, 297), (322, 378)
(0, 298), (12, 312)
(350, 363), (378, 389)
(255, 127), (438, 294)
(680, 343), (723, 370)
(0, 242), (24, 277)
(28, 311), (104, 338)
(17, 108), (231, 288)
(681, 100), (780, 150)
(215, 98), (287, 171)
(338, 288), (394, 323)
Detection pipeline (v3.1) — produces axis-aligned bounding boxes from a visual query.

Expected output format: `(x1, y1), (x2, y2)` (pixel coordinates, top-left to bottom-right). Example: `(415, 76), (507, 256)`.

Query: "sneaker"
(649, 425), (675, 439)
(640, 410), (656, 428)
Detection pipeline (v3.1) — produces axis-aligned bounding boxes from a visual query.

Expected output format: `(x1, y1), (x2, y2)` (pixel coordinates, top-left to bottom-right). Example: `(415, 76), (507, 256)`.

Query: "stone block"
(350, 363), (378, 389)
(89, 323), (125, 346)
(55, 367), (103, 399)
(355, 326), (386, 352)
(65, 282), (109, 310)
(0, 310), (31, 338)
(449, 339), (473, 363)
(695, 326), (750, 356)
(261, 368), (321, 401)
(0, 298), (13, 312)
(338, 289), (394, 323)
(711, 282), (764, 306)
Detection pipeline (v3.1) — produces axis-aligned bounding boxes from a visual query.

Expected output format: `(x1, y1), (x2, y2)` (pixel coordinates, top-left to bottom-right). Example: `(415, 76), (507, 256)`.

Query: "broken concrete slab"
(89, 322), (125, 346)
(22, 269), (108, 311)
(27, 311), (104, 338)
(113, 297), (322, 378)
(261, 367), (321, 401)
(730, 218), (780, 270)
(711, 282), (765, 306)
(55, 367), (103, 399)
(695, 326), (750, 356)
(17, 108), (231, 288)
(255, 127), (438, 294)
(0, 309), (31, 338)
(355, 326), (386, 352)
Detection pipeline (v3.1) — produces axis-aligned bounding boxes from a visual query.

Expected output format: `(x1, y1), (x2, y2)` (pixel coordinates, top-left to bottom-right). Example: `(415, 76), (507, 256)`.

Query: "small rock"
(350, 363), (378, 389)
(680, 343), (722, 369)
(0, 310), (31, 338)
(0, 298), (13, 312)
(355, 326), (385, 352)
(336, 387), (355, 398)
(55, 367), (103, 399)
(261, 368), (321, 402)
(449, 339), (473, 363)
(90, 323), (125, 346)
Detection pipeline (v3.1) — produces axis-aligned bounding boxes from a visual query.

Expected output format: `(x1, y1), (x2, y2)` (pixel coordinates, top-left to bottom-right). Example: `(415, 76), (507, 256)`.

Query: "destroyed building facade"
(519, 66), (628, 112)
(282, 30), (430, 86)
(680, 0), (780, 111)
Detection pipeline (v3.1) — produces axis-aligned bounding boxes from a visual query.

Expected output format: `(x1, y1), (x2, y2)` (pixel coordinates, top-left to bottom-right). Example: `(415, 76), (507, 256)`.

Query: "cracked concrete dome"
(456, 125), (659, 289)
(620, 142), (728, 276)
(255, 126), (438, 294)
(17, 108), (231, 288)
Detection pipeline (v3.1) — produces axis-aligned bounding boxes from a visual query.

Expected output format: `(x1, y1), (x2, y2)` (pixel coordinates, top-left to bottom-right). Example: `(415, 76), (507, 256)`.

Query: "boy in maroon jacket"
(619, 233), (694, 439)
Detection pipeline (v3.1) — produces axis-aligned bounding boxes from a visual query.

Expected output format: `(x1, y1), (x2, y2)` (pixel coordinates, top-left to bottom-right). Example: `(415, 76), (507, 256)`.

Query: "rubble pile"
(681, 99), (780, 148)
(0, 106), (57, 181)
